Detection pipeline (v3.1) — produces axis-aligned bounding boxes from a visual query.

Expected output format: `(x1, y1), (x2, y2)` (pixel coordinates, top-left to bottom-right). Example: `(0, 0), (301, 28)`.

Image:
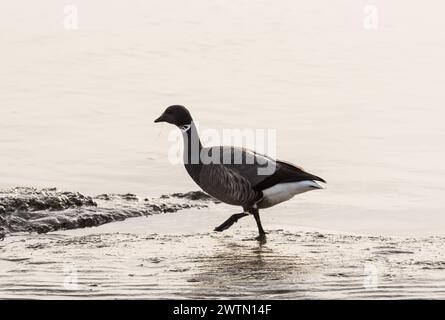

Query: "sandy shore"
(1, 199), (445, 299)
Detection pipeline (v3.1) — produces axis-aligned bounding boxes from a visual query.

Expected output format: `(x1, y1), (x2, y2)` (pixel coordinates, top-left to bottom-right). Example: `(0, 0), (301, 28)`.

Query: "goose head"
(154, 105), (193, 129)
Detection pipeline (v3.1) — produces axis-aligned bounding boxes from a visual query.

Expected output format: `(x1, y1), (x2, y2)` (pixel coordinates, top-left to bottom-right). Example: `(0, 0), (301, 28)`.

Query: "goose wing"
(202, 146), (326, 192)
(253, 160), (326, 191)
(201, 146), (275, 187)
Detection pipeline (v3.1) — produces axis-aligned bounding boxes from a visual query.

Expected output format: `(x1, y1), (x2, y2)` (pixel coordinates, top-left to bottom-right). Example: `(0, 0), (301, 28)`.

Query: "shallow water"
(1, 188), (445, 299)
(1, 207), (445, 299)
(1, 1), (445, 236)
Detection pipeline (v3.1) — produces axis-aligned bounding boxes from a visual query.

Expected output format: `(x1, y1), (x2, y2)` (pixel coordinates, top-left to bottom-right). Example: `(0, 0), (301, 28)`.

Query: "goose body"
(155, 105), (326, 240)
(195, 146), (324, 209)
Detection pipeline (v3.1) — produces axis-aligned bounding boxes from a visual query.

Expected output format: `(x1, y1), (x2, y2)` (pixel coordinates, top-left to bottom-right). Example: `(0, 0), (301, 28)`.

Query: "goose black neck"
(182, 122), (203, 180)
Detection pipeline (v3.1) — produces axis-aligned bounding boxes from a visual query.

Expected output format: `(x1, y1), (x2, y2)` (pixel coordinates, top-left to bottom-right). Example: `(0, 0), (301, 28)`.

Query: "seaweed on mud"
(0, 187), (96, 214)
(95, 193), (139, 201)
(0, 187), (213, 236)
(161, 191), (221, 203)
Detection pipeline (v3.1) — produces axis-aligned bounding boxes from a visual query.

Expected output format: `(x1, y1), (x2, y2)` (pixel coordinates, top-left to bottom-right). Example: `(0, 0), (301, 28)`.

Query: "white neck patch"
(180, 124), (191, 132)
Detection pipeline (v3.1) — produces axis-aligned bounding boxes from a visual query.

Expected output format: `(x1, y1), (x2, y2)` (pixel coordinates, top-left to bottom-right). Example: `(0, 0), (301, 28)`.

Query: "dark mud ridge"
(0, 187), (218, 238)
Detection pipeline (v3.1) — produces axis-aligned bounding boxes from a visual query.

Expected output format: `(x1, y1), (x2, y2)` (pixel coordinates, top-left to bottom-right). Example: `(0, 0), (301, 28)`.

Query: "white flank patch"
(260, 180), (323, 208)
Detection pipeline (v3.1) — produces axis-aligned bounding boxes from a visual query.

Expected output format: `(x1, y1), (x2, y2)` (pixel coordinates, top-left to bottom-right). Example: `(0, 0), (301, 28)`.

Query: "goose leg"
(251, 208), (267, 241)
(214, 213), (249, 232)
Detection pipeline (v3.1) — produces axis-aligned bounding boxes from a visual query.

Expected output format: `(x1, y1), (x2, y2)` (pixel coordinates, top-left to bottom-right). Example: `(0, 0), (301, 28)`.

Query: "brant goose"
(155, 105), (326, 241)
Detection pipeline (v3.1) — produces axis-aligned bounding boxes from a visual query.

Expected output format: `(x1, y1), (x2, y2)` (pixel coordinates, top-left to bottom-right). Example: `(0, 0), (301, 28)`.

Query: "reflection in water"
(185, 238), (311, 298)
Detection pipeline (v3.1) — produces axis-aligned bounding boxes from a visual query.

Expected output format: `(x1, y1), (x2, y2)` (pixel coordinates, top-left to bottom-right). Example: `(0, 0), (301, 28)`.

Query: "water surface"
(1, 1), (445, 235)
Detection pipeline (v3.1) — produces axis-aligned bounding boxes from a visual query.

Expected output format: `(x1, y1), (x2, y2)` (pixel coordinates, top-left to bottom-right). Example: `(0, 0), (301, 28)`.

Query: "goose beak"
(154, 114), (166, 123)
